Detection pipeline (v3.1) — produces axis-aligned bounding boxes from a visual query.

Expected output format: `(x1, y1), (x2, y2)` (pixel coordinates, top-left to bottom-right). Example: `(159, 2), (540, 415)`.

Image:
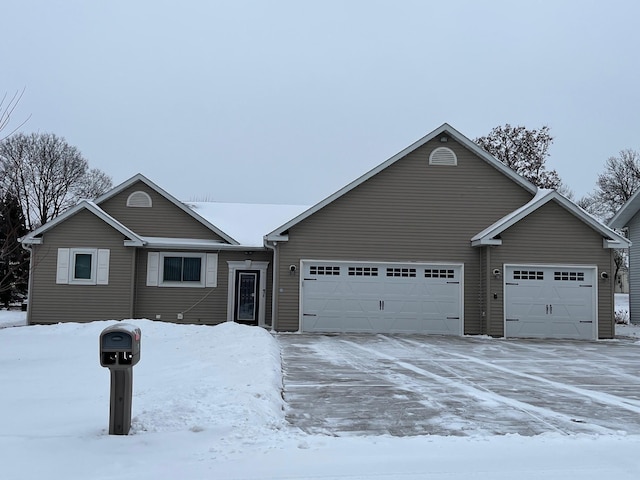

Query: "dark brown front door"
(235, 270), (260, 325)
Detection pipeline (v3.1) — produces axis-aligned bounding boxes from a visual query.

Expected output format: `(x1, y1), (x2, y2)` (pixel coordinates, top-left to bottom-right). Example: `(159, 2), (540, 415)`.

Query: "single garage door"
(300, 260), (463, 334)
(504, 265), (597, 340)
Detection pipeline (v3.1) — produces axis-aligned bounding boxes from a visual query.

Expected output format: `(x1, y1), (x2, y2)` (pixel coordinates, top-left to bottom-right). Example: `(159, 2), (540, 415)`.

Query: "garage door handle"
(506, 318), (519, 322)
(579, 320), (593, 323)
(506, 282), (519, 286)
(447, 317), (460, 320)
(303, 313), (317, 317)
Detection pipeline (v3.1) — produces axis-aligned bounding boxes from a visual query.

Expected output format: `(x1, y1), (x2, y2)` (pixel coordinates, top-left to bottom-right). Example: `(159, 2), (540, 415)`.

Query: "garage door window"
(386, 267), (416, 277)
(513, 270), (544, 280)
(310, 265), (340, 275)
(348, 266), (378, 276)
(554, 271), (585, 281)
(425, 269), (455, 278)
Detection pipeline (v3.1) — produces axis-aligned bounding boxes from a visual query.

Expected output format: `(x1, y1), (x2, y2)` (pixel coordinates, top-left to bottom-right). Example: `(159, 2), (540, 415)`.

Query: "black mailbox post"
(99, 323), (141, 435)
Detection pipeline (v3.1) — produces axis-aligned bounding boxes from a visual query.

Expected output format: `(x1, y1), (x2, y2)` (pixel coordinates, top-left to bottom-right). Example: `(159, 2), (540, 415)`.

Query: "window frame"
(158, 252), (206, 287)
(147, 252), (217, 288)
(56, 248), (110, 286)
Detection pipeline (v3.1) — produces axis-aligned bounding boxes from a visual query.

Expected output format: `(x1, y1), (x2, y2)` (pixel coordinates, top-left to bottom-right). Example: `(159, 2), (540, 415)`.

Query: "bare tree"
(475, 124), (561, 189)
(0, 89), (30, 141)
(581, 149), (640, 222)
(0, 132), (113, 230)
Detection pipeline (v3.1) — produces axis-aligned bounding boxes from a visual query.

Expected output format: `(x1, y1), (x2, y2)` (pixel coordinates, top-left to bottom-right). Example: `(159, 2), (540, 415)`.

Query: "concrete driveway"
(276, 334), (640, 436)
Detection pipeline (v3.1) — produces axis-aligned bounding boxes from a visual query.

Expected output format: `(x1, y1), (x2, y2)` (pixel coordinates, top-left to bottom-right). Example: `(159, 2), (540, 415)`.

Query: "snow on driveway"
(279, 334), (640, 437)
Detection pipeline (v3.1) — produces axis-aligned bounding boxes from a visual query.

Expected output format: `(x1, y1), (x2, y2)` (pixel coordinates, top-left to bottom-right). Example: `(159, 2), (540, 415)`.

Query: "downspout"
(264, 239), (278, 332)
(21, 241), (34, 325)
(485, 246), (492, 336)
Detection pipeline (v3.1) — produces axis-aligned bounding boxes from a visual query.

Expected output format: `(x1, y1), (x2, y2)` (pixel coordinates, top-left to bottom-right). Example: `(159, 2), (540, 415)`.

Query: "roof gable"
(266, 123), (537, 240)
(609, 188), (640, 229)
(94, 173), (239, 245)
(471, 190), (631, 249)
(20, 201), (145, 246)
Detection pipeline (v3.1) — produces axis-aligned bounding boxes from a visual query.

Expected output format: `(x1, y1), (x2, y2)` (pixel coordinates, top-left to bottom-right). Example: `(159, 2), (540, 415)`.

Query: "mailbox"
(100, 323), (141, 368)
(99, 323), (141, 435)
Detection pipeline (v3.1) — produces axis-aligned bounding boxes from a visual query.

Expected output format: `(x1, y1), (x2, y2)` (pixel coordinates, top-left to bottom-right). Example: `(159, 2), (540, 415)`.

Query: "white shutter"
(96, 249), (110, 285)
(205, 253), (218, 287)
(147, 252), (159, 286)
(56, 248), (70, 284)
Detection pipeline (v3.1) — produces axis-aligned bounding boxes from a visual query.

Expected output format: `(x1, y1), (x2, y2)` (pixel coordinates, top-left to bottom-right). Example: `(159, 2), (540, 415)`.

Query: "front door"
(235, 271), (260, 325)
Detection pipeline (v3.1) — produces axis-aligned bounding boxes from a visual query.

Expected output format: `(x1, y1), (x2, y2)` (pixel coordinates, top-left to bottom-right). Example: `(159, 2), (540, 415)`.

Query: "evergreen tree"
(0, 190), (28, 307)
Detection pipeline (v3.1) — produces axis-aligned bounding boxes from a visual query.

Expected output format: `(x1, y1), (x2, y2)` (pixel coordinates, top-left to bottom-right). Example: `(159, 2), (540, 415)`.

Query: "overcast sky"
(3, 0), (639, 205)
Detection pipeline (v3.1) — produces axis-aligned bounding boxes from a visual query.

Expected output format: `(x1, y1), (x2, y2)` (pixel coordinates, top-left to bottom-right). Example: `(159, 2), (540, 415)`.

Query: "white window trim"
(57, 248), (110, 285)
(146, 252), (218, 288)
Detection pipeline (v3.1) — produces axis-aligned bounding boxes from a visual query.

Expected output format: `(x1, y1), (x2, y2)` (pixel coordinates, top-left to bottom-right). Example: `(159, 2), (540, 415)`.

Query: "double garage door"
(300, 261), (597, 339)
(301, 261), (463, 335)
(504, 265), (597, 340)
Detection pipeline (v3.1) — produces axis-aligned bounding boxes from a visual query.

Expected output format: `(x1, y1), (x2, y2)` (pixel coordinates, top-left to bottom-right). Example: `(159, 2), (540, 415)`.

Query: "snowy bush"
(615, 308), (630, 324)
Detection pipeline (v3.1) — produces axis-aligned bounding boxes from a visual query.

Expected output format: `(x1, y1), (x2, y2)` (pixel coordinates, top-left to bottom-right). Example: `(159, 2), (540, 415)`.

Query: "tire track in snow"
(395, 336), (640, 414)
(340, 338), (615, 435)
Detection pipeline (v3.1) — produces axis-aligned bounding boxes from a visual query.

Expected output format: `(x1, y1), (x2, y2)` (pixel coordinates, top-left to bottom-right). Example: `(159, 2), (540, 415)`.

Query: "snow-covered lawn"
(1, 298), (640, 479)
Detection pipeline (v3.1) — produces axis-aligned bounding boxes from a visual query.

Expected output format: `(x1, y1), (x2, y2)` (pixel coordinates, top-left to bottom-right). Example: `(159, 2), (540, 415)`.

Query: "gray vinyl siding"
(488, 201), (614, 338)
(627, 212), (640, 324)
(28, 210), (134, 324)
(133, 250), (273, 325)
(274, 137), (534, 332)
(99, 181), (225, 240)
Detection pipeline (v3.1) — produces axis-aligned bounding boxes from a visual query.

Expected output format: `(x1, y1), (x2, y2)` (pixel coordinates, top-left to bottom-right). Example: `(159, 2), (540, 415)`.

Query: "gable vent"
(126, 191), (152, 208)
(429, 147), (457, 166)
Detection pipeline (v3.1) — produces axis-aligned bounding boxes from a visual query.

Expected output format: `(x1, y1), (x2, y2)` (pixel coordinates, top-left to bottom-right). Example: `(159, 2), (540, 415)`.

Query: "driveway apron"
(276, 334), (640, 437)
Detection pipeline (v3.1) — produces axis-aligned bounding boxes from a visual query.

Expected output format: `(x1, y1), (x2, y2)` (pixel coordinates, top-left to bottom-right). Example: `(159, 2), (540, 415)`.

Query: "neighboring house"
(609, 195), (640, 324)
(21, 123), (629, 339)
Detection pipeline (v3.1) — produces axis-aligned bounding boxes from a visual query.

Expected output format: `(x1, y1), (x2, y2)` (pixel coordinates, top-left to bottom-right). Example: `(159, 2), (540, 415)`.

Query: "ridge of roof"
(94, 173), (240, 245)
(265, 123), (538, 241)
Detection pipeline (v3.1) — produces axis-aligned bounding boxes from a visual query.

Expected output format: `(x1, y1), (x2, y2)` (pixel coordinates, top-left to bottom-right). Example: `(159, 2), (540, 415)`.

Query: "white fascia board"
(267, 123), (538, 239)
(471, 238), (502, 247)
(95, 173), (240, 245)
(263, 234), (289, 243)
(604, 238), (632, 249)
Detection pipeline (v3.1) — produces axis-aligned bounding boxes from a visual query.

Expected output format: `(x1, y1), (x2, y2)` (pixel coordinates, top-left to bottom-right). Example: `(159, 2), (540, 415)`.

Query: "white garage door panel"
(505, 266), (596, 340)
(301, 261), (462, 335)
